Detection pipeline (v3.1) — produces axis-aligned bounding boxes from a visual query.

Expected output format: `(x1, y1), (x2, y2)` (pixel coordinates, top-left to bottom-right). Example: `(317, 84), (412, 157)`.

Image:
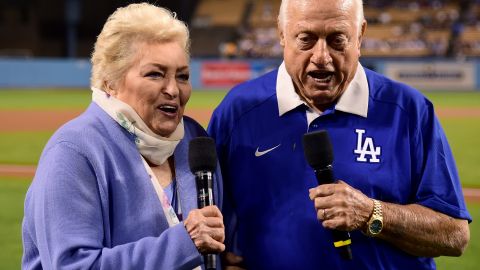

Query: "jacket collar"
(276, 61), (369, 124)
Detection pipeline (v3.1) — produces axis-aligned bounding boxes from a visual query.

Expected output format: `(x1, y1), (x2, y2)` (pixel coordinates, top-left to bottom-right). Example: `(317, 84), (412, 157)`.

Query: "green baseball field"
(0, 89), (478, 269)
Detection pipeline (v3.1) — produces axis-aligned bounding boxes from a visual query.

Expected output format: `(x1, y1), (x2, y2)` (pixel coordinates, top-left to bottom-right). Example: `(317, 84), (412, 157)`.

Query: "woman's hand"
(184, 205), (225, 254)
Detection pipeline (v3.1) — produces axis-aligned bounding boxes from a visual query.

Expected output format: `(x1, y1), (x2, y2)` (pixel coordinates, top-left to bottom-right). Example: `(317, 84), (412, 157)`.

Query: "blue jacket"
(22, 102), (223, 269)
(208, 67), (470, 269)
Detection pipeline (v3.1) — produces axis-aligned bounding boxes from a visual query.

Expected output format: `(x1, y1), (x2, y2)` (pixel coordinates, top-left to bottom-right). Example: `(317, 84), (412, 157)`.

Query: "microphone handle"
(195, 171), (217, 269)
(205, 254), (216, 270)
(315, 167), (353, 260)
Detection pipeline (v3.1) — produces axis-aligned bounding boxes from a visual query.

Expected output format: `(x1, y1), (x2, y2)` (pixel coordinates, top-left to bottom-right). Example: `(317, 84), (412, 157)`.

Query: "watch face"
(369, 219), (383, 234)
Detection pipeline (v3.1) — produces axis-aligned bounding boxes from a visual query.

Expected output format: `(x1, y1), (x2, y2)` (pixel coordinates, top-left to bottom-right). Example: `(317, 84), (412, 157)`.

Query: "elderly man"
(208, 0), (471, 269)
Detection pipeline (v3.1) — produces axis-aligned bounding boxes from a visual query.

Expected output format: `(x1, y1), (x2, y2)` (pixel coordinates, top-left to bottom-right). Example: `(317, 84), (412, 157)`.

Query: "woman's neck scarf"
(91, 87), (184, 165)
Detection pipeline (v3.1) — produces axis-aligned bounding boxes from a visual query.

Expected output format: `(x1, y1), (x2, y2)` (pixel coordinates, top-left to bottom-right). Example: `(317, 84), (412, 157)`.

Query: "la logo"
(354, 129), (381, 163)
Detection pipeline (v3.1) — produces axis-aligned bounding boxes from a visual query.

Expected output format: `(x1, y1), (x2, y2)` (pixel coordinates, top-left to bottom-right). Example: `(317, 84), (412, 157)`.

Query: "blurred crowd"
(220, 0), (480, 59)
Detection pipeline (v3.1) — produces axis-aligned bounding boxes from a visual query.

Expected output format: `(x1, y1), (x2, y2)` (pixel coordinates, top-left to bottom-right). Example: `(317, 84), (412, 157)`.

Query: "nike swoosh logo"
(255, 144), (281, 157)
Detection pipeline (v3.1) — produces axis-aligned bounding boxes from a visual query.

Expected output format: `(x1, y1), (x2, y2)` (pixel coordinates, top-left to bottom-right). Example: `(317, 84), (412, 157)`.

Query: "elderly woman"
(22, 3), (224, 269)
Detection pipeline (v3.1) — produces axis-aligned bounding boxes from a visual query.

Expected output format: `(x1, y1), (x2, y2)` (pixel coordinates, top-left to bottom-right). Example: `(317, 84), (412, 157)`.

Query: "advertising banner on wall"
(384, 62), (475, 91)
(200, 61), (252, 88)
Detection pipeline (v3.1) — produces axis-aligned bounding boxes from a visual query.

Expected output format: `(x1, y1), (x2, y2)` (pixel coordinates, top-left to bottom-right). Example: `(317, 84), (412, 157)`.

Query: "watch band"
(372, 199), (382, 219)
(365, 199), (383, 236)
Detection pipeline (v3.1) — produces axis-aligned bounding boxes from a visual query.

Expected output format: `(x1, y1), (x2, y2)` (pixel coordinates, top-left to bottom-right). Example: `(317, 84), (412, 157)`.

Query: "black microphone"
(302, 130), (353, 260)
(188, 137), (217, 270)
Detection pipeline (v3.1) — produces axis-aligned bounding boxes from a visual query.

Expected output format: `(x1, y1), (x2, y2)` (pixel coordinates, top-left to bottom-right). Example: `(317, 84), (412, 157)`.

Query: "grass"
(0, 89), (477, 109)
(424, 92), (480, 107)
(188, 90), (228, 108)
(0, 88), (227, 110)
(0, 178), (31, 269)
(0, 132), (53, 165)
(439, 119), (480, 188)
(0, 89), (91, 109)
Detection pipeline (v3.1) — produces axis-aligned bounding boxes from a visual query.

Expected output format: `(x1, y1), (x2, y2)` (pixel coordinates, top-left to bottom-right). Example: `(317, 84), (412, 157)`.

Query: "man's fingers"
(322, 217), (348, 231)
(309, 180), (352, 200)
(317, 208), (326, 220)
(314, 196), (337, 210)
(309, 184), (336, 200)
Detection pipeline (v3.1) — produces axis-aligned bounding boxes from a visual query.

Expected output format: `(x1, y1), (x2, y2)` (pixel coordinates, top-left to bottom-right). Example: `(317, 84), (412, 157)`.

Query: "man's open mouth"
(308, 70), (334, 83)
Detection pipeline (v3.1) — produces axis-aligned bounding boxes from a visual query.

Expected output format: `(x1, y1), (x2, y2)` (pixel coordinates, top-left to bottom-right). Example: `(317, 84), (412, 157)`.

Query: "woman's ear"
(104, 81), (117, 97)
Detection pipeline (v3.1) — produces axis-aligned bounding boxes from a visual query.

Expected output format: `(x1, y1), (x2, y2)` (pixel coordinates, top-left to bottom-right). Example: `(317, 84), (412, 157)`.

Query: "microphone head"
(302, 130), (334, 169)
(188, 137), (217, 172)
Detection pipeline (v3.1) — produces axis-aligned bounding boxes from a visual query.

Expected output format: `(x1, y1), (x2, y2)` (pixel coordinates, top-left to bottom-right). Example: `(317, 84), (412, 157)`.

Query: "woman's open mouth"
(158, 104), (179, 116)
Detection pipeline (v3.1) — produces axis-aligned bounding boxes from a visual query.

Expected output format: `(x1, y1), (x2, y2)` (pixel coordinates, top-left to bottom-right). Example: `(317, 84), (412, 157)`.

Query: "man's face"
(279, 0), (366, 111)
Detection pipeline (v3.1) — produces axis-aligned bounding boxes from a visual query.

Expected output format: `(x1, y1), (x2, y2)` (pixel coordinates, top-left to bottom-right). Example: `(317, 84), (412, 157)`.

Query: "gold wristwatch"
(366, 199), (383, 236)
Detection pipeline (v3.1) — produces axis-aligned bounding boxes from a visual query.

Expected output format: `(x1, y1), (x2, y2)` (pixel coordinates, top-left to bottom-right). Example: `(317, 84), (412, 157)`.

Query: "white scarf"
(91, 87), (184, 165)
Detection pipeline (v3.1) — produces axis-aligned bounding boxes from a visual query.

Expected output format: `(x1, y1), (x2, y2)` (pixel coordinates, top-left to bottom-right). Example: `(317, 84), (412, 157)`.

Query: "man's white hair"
(278, 0), (364, 31)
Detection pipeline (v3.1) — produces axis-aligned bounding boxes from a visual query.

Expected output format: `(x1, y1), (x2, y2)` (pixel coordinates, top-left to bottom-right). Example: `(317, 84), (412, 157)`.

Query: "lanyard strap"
(141, 156), (180, 227)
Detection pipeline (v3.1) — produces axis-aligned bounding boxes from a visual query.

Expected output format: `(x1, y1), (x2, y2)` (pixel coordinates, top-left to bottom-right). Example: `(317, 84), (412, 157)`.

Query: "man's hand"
(184, 205), (225, 254)
(309, 180), (373, 231)
(308, 180), (470, 257)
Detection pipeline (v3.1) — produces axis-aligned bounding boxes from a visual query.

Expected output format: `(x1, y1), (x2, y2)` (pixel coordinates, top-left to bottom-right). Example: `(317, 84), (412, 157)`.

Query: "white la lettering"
(354, 129), (381, 163)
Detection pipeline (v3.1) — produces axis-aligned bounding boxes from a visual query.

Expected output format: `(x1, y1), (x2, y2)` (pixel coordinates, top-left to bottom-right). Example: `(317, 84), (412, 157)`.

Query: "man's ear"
(278, 22), (285, 47)
(357, 20), (367, 51)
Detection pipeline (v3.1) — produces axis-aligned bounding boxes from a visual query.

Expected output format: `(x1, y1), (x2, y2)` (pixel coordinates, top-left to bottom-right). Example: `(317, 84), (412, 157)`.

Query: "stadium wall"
(0, 58), (479, 91)
(0, 59), (91, 88)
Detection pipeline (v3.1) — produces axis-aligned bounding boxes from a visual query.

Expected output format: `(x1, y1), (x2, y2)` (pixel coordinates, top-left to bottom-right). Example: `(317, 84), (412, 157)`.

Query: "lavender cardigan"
(22, 102), (223, 269)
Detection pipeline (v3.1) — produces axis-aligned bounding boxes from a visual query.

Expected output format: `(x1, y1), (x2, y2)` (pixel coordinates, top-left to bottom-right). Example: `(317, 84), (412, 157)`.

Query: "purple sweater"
(22, 102), (223, 269)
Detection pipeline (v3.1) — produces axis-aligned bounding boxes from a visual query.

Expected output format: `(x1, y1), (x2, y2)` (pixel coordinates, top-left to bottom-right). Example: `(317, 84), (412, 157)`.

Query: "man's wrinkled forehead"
(279, 0), (363, 30)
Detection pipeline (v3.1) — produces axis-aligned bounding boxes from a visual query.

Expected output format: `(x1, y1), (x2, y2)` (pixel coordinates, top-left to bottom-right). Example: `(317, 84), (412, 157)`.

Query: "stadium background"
(0, 0), (479, 269)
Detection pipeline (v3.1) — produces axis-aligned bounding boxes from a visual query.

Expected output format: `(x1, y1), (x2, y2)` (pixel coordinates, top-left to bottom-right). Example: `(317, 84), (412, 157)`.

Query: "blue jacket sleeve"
(23, 142), (203, 270)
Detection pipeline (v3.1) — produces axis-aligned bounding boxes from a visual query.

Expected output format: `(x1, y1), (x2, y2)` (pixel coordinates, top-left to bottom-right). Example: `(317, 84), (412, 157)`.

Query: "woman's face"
(112, 41), (191, 137)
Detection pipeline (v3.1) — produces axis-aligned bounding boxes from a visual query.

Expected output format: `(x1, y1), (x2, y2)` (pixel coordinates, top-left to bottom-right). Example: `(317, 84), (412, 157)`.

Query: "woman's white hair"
(278, 0), (364, 31)
(90, 3), (190, 89)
